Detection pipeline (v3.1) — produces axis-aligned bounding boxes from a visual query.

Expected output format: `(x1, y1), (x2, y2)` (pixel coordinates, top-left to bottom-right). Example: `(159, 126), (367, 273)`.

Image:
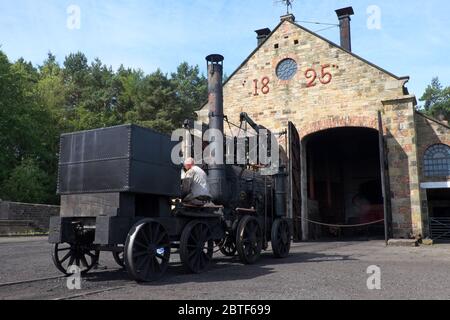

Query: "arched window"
(424, 144), (450, 177)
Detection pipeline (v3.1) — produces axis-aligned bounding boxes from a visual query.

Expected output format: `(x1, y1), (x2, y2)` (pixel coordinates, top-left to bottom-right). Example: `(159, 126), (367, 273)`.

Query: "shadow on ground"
(83, 250), (357, 286)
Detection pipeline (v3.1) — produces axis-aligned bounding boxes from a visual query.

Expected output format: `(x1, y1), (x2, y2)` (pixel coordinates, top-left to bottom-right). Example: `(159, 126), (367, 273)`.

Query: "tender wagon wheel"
(236, 216), (263, 265)
(112, 246), (125, 268)
(180, 221), (214, 274)
(124, 219), (171, 282)
(52, 243), (99, 275)
(217, 232), (237, 257)
(271, 219), (292, 258)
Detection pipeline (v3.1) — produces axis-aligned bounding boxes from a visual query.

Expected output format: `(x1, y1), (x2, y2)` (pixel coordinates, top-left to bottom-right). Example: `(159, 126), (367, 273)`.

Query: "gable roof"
(199, 19), (410, 112)
(416, 111), (450, 130)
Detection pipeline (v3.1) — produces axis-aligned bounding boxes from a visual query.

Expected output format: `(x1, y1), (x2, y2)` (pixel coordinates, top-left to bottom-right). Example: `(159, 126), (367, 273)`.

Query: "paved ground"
(0, 237), (450, 300)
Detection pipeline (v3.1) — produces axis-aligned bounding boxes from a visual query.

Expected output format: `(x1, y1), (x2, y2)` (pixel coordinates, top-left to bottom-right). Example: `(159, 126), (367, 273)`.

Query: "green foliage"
(1, 159), (51, 204)
(419, 77), (450, 122)
(0, 49), (207, 204)
(0, 52), (55, 186)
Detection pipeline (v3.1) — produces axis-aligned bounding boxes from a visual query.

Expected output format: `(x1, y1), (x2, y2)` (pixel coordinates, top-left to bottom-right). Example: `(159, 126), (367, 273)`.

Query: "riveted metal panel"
(57, 124), (181, 197)
(59, 125), (131, 165)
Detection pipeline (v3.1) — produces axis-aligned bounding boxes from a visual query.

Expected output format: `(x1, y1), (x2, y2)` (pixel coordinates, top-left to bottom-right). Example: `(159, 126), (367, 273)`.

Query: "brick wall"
(0, 201), (60, 233)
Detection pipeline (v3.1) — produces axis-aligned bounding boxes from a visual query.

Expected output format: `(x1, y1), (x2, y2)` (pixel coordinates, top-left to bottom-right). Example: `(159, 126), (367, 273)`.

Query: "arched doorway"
(304, 127), (385, 240)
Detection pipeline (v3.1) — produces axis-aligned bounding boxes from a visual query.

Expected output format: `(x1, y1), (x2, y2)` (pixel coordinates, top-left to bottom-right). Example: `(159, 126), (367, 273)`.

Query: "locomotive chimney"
(335, 6), (354, 52)
(206, 54), (227, 204)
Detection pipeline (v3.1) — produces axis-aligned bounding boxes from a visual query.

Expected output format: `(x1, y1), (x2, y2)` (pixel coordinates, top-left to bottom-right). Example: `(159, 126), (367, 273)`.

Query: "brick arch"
(300, 116), (379, 139)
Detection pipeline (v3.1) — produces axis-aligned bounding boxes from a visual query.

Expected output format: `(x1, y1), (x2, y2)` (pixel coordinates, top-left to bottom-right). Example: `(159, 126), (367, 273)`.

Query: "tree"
(171, 62), (208, 119)
(131, 69), (182, 133)
(0, 49), (207, 204)
(420, 77), (450, 122)
(1, 159), (51, 204)
(63, 52), (90, 110)
(0, 51), (59, 204)
(114, 66), (143, 120)
(0, 53), (50, 181)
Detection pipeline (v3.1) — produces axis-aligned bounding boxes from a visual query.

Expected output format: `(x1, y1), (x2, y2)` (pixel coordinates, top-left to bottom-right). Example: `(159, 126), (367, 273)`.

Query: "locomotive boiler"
(49, 54), (293, 282)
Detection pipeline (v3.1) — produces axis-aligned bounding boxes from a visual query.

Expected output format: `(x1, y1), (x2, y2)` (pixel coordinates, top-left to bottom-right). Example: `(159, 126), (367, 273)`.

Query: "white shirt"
(181, 166), (212, 200)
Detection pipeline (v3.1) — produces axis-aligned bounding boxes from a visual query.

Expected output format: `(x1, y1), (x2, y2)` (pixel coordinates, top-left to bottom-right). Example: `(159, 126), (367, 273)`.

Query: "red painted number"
(261, 77), (270, 94)
(320, 64), (332, 84)
(253, 77), (270, 96)
(251, 64), (333, 95)
(305, 64), (333, 87)
(305, 68), (317, 87)
(253, 79), (259, 96)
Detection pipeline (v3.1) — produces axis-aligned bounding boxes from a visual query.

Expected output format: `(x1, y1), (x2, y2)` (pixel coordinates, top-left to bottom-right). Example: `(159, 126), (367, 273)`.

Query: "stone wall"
(382, 97), (425, 238)
(0, 201), (60, 235)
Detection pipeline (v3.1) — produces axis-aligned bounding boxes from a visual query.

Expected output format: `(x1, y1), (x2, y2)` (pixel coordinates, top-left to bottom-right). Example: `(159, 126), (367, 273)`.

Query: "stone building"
(197, 8), (450, 241)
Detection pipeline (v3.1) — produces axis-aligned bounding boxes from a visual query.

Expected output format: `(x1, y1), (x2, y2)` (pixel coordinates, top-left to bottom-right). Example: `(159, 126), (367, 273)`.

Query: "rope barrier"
(302, 218), (385, 228)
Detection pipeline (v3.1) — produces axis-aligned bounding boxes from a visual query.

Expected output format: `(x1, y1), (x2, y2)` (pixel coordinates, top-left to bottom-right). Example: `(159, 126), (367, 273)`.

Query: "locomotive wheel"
(236, 216), (263, 265)
(124, 219), (171, 282)
(180, 221), (214, 274)
(271, 219), (292, 258)
(217, 232), (237, 257)
(112, 247), (125, 268)
(52, 243), (99, 275)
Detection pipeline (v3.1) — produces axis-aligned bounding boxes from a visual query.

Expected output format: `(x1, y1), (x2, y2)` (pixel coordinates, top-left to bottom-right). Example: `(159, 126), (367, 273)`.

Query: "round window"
(276, 58), (298, 80)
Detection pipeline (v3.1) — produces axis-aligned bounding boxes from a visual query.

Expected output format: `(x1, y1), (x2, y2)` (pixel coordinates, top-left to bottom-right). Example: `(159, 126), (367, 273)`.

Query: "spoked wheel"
(112, 246), (125, 268)
(236, 216), (263, 265)
(124, 219), (171, 282)
(52, 243), (100, 275)
(271, 219), (292, 258)
(217, 232), (237, 257)
(180, 221), (214, 274)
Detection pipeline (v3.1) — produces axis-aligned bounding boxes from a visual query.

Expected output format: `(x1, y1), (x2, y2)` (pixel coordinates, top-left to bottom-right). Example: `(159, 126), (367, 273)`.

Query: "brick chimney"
(335, 7), (354, 52)
(280, 13), (296, 23)
(255, 28), (271, 46)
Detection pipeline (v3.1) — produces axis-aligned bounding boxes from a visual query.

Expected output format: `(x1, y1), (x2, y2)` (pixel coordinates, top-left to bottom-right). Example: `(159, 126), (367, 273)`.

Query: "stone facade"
(198, 18), (450, 240)
(198, 20), (408, 132)
(382, 97), (424, 238)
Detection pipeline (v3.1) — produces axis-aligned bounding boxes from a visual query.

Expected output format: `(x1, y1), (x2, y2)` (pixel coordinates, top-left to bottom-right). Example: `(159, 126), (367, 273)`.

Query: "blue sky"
(0, 0), (449, 102)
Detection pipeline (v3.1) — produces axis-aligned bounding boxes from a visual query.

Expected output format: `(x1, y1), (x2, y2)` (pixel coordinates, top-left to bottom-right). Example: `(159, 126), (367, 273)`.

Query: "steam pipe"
(240, 112), (265, 134)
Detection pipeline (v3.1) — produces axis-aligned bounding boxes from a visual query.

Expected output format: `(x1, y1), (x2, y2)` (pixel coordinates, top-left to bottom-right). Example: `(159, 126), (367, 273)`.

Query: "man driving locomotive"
(181, 157), (212, 206)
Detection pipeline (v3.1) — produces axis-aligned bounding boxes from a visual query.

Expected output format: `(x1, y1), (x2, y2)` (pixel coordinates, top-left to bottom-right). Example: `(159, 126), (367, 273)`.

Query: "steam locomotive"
(48, 54), (292, 282)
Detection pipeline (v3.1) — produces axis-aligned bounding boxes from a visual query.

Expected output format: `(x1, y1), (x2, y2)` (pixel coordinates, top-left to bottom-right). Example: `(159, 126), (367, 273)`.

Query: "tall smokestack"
(206, 54), (227, 204)
(335, 7), (354, 52)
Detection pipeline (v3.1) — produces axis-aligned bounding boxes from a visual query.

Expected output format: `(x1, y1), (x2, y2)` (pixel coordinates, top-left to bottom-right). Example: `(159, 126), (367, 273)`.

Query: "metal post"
(378, 111), (390, 245)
